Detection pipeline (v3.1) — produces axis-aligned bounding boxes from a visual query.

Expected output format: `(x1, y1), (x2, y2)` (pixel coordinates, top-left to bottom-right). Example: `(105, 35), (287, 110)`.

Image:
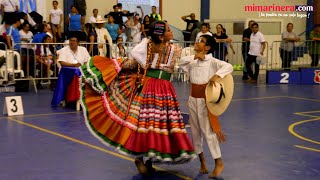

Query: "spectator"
(241, 20), (255, 80)
(19, 22), (34, 77)
(88, 9), (102, 23)
(1, 0), (19, 26)
(279, 23), (300, 70)
(116, 27), (127, 43)
(246, 22), (266, 83)
(94, 17), (113, 57)
(6, 17), (21, 50)
(49, 0), (63, 42)
(84, 23), (98, 56)
(309, 24), (320, 67)
(181, 13), (199, 42)
(196, 23), (212, 41)
(141, 15), (151, 38)
(51, 35), (90, 107)
(112, 36), (128, 58)
(106, 5), (133, 28)
(212, 24), (231, 61)
(130, 14), (141, 45)
(105, 15), (119, 42)
(35, 35), (55, 88)
(149, 6), (161, 23)
(65, 5), (84, 39)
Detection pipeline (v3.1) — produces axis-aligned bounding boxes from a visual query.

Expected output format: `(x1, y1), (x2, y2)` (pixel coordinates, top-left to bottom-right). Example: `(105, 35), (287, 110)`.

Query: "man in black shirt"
(105, 5), (134, 28)
(242, 20), (255, 80)
(181, 13), (199, 43)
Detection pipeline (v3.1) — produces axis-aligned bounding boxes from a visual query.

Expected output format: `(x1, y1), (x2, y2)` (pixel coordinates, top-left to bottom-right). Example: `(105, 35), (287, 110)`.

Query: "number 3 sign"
(3, 96), (24, 116)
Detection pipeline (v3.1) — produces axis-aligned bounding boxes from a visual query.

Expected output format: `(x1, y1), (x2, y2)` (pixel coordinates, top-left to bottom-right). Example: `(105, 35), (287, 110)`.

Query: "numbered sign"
(267, 71), (301, 84)
(3, 96), (24, 116)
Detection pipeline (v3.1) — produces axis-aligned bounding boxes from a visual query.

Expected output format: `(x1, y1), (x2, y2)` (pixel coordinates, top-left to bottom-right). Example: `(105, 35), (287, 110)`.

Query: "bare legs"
(199, 152), (224, 178)
(134, 158), (155, 175)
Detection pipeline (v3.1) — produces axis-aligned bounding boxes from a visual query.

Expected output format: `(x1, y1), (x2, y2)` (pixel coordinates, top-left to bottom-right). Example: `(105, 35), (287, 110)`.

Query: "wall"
(162, 0), (201, 30)
(209, 0), (308, 37)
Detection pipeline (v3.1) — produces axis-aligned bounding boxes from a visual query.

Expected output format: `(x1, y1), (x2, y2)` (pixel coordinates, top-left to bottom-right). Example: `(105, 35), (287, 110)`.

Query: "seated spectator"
(35, 35), (56, 88)
(116, 27), (127, 43)
(112, 36), (128, 58)
(51, 35), (90, 107)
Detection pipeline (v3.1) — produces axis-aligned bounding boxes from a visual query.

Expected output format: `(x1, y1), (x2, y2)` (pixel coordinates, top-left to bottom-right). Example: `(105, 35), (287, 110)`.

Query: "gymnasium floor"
(0, 77), (319, 180)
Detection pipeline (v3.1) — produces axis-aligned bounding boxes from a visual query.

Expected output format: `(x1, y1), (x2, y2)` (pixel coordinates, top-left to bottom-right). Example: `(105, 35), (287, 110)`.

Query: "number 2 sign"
(3, 96), (24, 116)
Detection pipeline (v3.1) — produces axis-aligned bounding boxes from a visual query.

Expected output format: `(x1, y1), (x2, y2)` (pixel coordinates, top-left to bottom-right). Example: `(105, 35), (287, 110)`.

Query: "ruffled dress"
(80, 38), (196, 164)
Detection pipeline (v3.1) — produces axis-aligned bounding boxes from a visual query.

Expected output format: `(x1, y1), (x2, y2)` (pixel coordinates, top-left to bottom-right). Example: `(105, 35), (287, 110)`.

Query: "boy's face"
(194, 37), (208, 53)
(53, 2), (58, 8)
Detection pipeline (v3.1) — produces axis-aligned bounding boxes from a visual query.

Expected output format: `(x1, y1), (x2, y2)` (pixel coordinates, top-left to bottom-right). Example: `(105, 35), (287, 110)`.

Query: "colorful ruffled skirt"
(80, 56), (196, 164)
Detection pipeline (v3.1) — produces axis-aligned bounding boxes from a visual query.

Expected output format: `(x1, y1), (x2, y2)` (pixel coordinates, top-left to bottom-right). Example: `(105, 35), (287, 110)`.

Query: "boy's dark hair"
(252, 22), (259, 27)
(52, 1), (58, 4)
(201, 35), (216, 55)
(117, 3), (122, 7)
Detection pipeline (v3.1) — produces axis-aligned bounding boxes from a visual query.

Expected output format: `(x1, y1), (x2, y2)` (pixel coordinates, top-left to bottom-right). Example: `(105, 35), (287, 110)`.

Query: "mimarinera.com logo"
(244, 4), (314, 12)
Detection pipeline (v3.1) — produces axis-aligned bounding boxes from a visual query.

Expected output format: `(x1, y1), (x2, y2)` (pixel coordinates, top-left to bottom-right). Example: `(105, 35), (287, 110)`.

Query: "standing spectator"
(94, 17), (113, 57)
(149, 6), (161, 23)
(130, 14), (141, 44)
(212, 24), (231, 61)
(309, 24), (320, 67)
(141, 15), (151, 38)
(279, 23), (300, 70)
(88, 9), (102, 23)
(65, 5), (84, 39)
(74, 0), (86, 17)
(6, 17), (21, 50)
(84, 23), (98, 56)
(181, 13), (199, 42)
(49, 0), (63, 42)
(241, 20), (255, 80)
(246, 23), (266, 83)
(106, 5), (133, 28)
(196, 23), (212, 41)
(19, 23), (34, 77)
(1, 0), (19, 26)
(105, 15), (119, 42)
(19, 23), (33, 55)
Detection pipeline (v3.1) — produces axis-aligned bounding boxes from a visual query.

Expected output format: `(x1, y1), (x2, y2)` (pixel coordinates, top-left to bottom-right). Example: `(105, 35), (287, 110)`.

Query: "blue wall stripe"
(201, 0), (210, 22)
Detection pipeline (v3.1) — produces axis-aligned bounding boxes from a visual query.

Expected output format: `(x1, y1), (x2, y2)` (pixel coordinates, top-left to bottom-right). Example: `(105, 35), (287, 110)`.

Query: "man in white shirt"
(195, 23), (212, 42)
(246, 22), (266, 83)
(58, 36), (90, 67)
(88, 9), (102, 23)
(49, 0), (63, 42)
(1, 0), (19, 25)
(94, 18), (113, 57)
(179, 35), (233, 178)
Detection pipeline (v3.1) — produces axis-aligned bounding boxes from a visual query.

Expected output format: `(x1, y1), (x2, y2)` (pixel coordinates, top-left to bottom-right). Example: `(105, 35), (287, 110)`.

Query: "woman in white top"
(49, 0), (63, 42)
(130, 14), (141, 45)
(19, 23), (33, 56)
(88, 9), (102, 23)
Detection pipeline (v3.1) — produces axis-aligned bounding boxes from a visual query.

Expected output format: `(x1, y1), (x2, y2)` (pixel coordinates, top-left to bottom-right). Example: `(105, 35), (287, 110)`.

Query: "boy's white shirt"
(179, 53), (233, 84)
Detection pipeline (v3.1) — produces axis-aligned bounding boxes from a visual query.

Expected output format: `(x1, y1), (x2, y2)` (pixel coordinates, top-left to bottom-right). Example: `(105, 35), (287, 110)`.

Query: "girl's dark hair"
(143, 15), (150, 24)
(85, 23), (96, 35)
(200, 35), (216, 55)
(149, 20), (166, 44)
(41, 35), (55, 57)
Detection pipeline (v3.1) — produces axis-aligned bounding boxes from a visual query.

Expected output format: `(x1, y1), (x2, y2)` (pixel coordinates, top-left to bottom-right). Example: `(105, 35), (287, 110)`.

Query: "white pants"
(188, 96), (222, 159)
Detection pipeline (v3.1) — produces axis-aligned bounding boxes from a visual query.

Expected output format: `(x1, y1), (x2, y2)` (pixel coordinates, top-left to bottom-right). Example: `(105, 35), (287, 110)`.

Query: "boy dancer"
(179, 35), (233, 178)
